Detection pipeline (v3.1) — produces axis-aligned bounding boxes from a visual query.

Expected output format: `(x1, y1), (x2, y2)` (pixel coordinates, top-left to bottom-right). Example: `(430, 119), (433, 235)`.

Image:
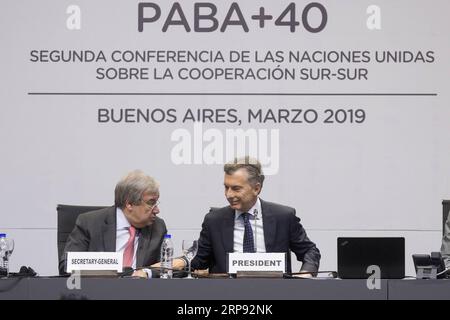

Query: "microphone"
(253, 209), (259, 252)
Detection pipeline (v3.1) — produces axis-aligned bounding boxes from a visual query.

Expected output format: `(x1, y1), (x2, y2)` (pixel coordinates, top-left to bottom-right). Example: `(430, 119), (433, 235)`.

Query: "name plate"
(227, 252), (286, 274)
(66, 252), (123, 273)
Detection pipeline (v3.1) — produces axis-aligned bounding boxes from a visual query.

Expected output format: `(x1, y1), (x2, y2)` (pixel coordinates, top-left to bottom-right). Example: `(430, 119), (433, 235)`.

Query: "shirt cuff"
(142, 268), (153, 279)
(180, 256), (189, 269)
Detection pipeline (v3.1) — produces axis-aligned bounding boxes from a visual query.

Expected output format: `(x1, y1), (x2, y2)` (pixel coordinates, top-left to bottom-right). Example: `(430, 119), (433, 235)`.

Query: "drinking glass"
(182, 240), (198, 279)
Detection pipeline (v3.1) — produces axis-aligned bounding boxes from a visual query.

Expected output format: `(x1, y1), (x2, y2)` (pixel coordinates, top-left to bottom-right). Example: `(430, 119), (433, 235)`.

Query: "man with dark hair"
(59, 170), (166, 277)
(180, 156), (321, 275)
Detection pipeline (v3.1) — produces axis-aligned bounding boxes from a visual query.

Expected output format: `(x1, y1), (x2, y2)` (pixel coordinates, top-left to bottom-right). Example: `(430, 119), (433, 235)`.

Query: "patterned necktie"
(123, 226), (136, 267)
(242, 213), (255, 253)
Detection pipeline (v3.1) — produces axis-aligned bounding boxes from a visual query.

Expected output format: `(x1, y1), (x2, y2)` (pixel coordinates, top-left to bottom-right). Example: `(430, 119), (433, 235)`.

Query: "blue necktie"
(242, 212), (255, 253)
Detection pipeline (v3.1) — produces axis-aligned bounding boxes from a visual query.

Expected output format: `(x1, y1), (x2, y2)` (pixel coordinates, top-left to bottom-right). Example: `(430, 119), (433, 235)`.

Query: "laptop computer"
(337, 237), (405, 279)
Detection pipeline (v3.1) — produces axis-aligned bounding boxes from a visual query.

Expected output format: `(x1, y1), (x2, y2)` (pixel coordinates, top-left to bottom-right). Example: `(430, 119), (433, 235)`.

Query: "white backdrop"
(0, 0), (449, 276)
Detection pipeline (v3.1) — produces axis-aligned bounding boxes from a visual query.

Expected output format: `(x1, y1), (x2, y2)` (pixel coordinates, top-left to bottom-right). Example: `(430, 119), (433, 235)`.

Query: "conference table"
(1, 277), (450, 300)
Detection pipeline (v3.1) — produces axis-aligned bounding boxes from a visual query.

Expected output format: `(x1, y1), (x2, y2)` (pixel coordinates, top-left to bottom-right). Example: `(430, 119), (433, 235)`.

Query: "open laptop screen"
(337, 237), (405, 279)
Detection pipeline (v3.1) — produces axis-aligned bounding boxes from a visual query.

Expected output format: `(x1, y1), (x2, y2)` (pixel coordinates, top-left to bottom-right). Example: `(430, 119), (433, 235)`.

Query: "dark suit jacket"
(59, 206), (166, 274)
(191, 200), (320, 274)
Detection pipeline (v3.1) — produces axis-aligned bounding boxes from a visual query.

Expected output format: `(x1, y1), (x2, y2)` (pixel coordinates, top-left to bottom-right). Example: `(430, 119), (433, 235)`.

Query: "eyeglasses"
(141, 199), (160, 210)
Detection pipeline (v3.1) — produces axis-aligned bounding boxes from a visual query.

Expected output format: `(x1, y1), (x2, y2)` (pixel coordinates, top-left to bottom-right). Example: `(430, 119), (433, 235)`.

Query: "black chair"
(57, 204), (108, 265)
(443, 200), (450, 236)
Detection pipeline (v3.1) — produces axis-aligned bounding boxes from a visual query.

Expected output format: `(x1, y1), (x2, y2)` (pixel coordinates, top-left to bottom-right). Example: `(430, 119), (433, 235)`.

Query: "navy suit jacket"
(191, 199), (320, 273)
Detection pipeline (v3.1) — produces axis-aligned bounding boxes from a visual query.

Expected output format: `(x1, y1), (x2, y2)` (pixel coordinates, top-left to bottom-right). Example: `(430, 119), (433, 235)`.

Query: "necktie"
(123, 226), (136, 268)
(242, 213), (255, 253)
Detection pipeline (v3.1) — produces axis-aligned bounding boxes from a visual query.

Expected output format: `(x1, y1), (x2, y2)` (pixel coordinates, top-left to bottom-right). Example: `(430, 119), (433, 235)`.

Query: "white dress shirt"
(233, 198), (266, 253)
(115, 208), (139, 269)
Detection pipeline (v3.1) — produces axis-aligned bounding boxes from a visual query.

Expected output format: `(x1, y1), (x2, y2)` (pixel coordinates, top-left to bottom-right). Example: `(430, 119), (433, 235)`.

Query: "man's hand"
(193, 269), (209, 277)
(172, 258), (187, 270)
(132, 270), (148, 278)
